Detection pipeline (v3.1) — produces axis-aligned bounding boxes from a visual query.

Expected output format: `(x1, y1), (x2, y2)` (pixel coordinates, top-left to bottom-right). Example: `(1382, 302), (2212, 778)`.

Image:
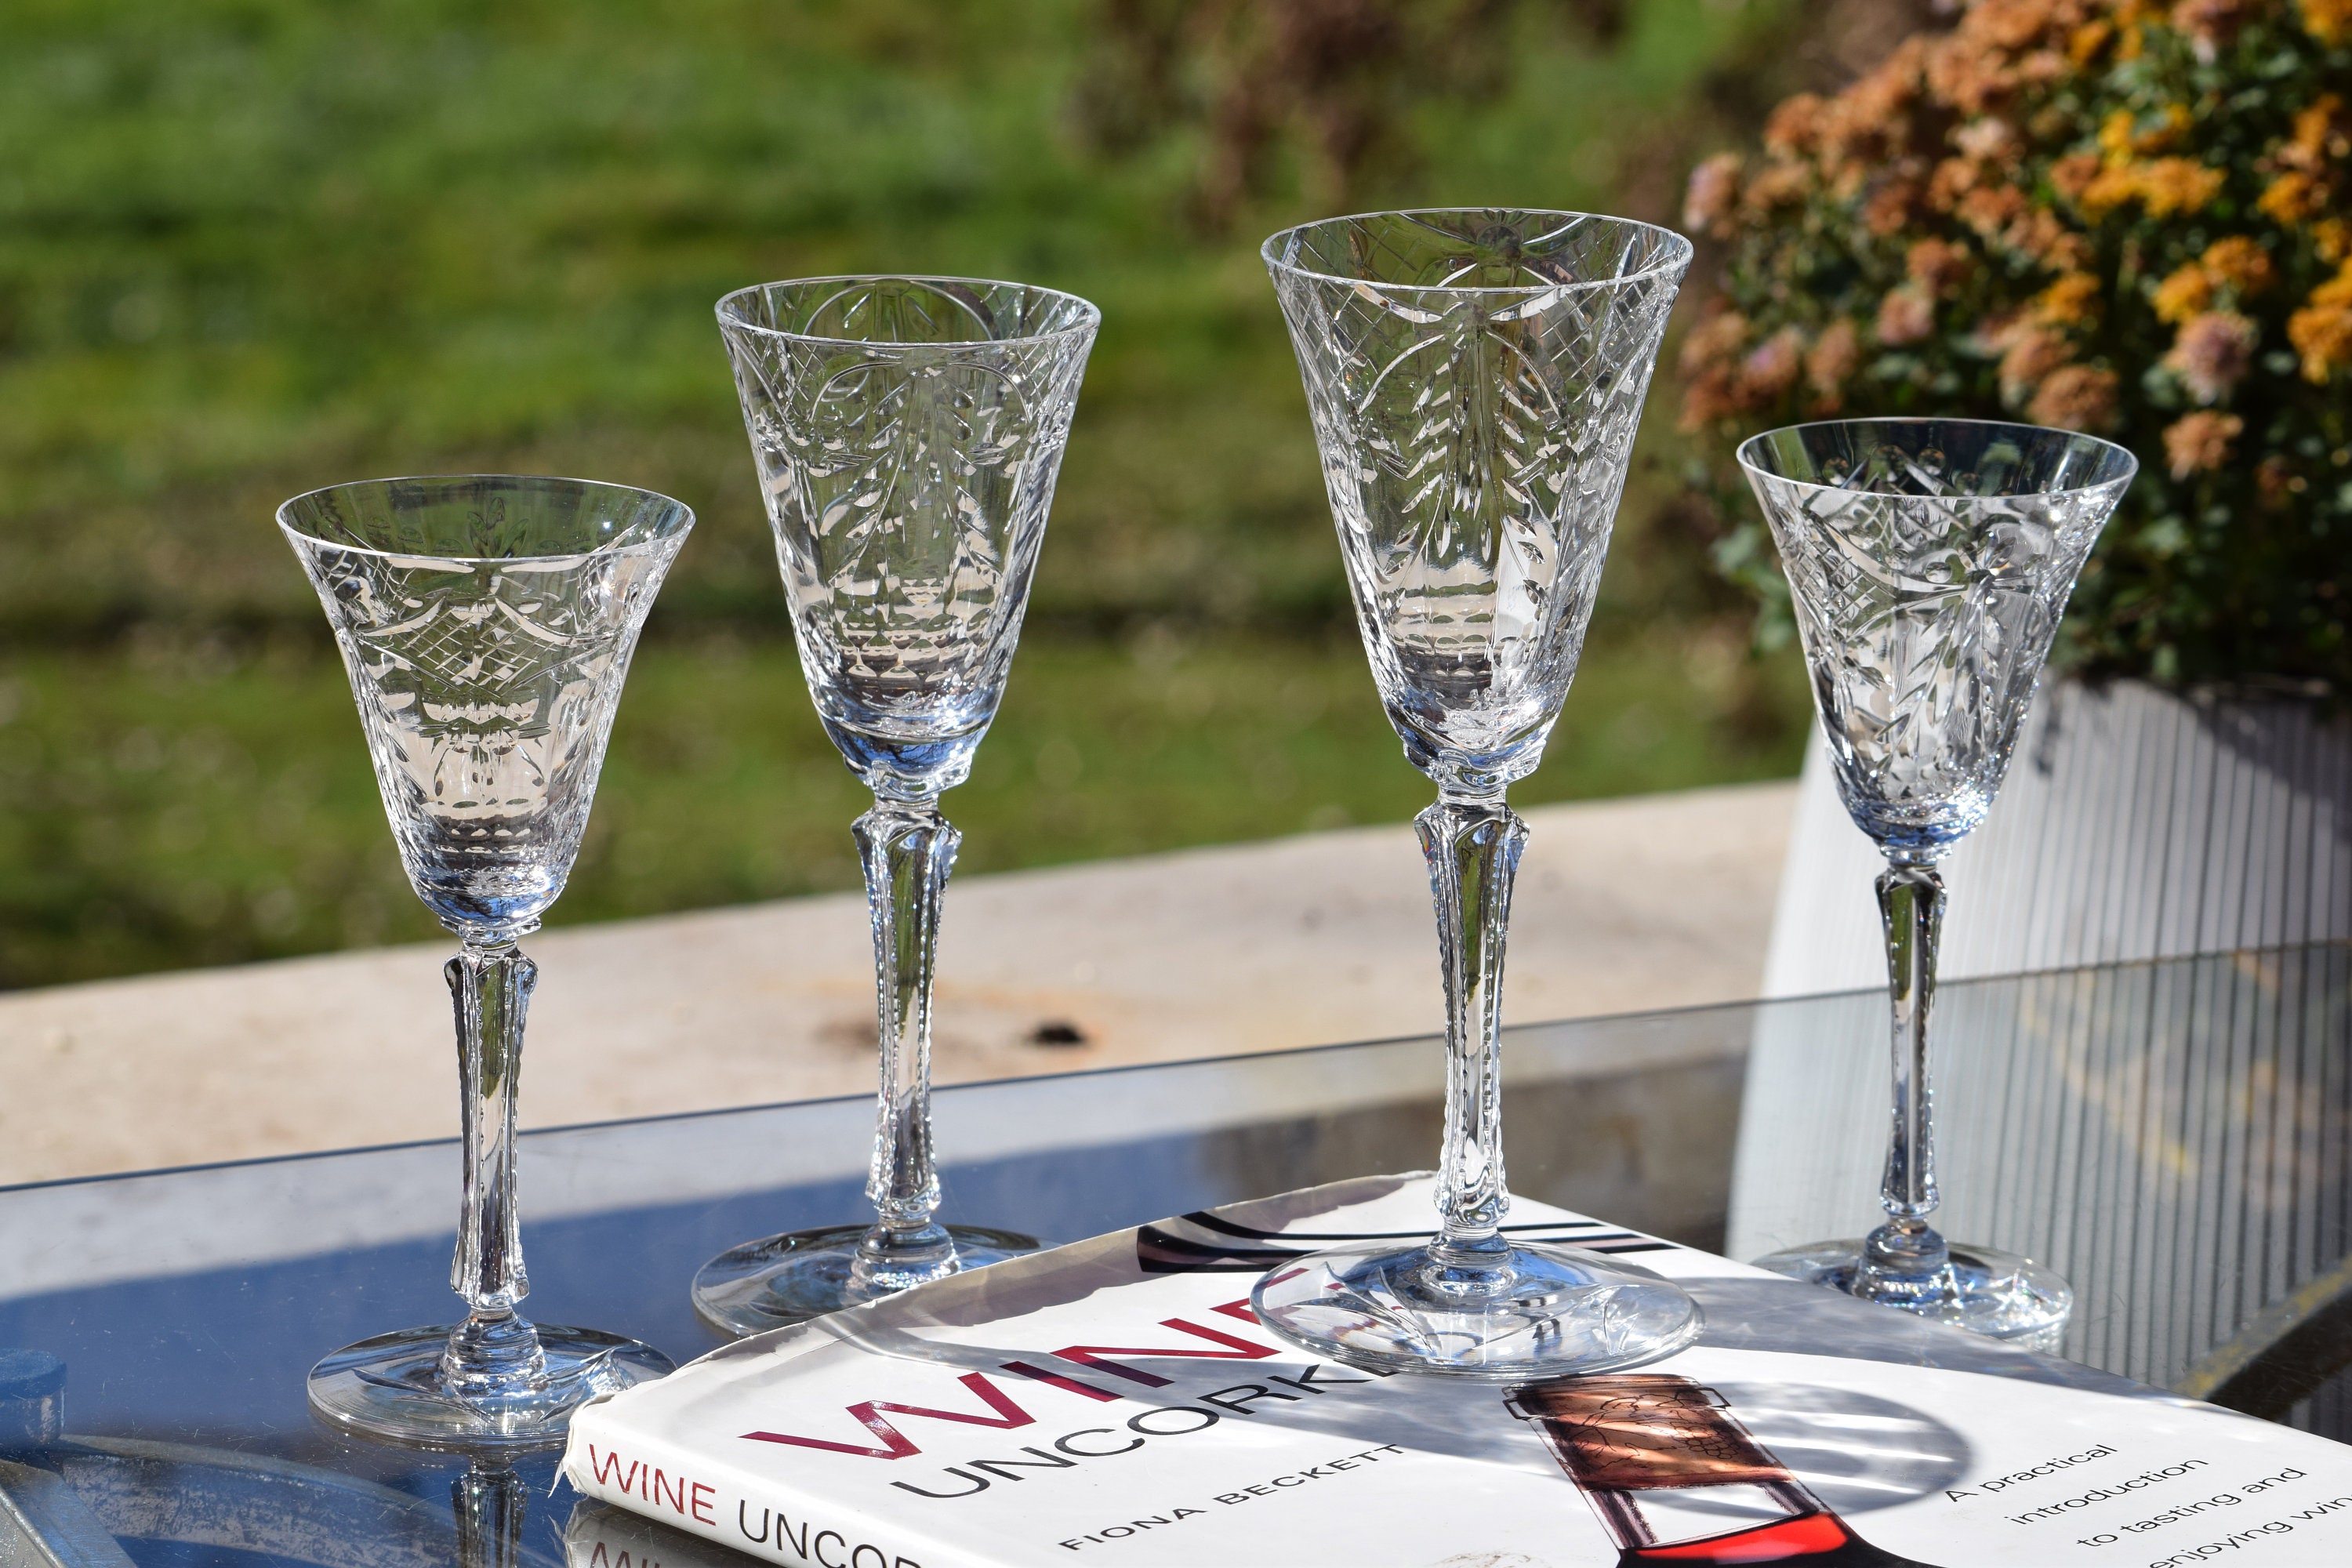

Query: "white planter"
(1757, 677), (2352, 999)
(1727, 677), (2352, 1416)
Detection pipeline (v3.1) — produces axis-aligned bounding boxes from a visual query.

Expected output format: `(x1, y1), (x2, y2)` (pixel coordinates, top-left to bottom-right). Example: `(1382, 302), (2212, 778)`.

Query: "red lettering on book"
(587, 1445), (640, 1494)
(1000, 1361), (1122, 1403)
(741, 1372), (1036, 1460)
(1048, 1318), (1279, 1388)
(646, 1467), (688, 1514)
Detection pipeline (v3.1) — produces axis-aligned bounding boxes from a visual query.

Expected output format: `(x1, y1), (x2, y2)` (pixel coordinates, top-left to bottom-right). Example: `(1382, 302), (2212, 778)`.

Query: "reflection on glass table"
(0, 941), (2343, 1568)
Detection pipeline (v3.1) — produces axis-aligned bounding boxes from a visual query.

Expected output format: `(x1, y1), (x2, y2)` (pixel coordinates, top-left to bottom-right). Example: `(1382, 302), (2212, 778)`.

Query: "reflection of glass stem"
(455, 1461), (525, 1568)
(851, 797), (960, 1298)
(1861, 856), (1951, 1305)
(443, 939), (546, 1394)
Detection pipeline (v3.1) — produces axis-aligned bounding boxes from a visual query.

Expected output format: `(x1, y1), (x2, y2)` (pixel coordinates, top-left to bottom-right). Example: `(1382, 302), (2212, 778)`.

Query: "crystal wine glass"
(692, 276), (1099, 1335)
(282, 475), (691, 1447)
(1248, 209), (1703, 1378)
(1738, 418), (2136, 1349)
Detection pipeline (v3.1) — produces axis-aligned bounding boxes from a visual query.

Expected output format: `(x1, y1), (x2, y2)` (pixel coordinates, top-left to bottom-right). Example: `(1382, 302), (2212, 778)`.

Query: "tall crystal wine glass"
(1247, 209), (1702, 1378)
(282, 475), (691, 1447)
(691, 276), (1099, 1336)
(1738, 418), (2136, 1349)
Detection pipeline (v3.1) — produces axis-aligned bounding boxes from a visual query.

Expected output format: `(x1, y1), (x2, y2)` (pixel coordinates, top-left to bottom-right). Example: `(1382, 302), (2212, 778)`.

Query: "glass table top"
(0, 942), (2343, 1568)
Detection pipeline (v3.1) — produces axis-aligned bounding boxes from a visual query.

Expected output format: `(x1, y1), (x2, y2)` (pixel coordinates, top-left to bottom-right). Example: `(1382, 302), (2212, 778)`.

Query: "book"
(560, 1174), (2352, 1566)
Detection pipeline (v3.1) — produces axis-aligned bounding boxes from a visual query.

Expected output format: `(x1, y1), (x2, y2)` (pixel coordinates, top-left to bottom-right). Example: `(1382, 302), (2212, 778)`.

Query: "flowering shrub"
(1679, 0), (2350, 690)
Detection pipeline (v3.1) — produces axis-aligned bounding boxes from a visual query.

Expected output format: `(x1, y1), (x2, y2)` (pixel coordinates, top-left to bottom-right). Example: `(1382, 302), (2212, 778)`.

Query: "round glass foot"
(1250, 1240), (1704, 1381)
(307, 1323), (673, 1452)
(691, 1223), (1043, 1338)
(1752, 1240), (2073, 1352)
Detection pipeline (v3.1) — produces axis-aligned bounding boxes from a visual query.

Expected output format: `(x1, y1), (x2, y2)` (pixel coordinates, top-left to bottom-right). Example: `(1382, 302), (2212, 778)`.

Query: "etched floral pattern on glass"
(1739, 419), (2135, 1350)
(1249, 210), (1704, 1380)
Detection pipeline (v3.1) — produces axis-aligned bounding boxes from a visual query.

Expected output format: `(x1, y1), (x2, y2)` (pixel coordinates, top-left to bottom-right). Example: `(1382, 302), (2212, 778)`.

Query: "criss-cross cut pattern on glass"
(1740, 419), (2134, 1351)
(1250, 211), (1703, 1381)
(1269, 212), (1687, 791)
(695, 278), (1099, 1338)
(720, 278), (1096, 797)
(1751, 425), (2126, 856)
(292, 480), (685, 936)
(281, 476), (690, 1450)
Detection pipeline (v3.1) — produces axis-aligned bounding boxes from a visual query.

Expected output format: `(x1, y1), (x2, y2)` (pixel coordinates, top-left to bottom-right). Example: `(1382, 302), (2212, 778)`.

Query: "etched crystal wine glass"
(282, 475), (691, 1447)
(1248, 210), (1703, 1378)
(692, 277), (1099, 1335)
(1739, 418), (2136, 1349)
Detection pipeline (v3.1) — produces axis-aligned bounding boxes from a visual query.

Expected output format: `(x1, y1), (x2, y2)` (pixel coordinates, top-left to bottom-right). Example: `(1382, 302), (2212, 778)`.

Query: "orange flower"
(1764, 95), (1829, 157)
(1684, 153), (1744, 238)
(2164, 310), (2259, 403)
(2259, 171), (2328, 224)
(2289, 263), (2352, 379)
(2049, 151), (2103, 203)
(2316, 218), (2352, 263)
(1677, 309), (1751, 379)
(2027, 364), (2120, 429)
(2300, 0), (2352, 45)
(2172, 0), (2255, 61)
(1999, 328), (2073, 401)
(2163, 411), (2244, 479)
(2198, 236), (2274, 294)
(1907, 238), (1975, 296)
(2035, 270), (2103, 325)
(1740, 326), (1809, 397)
(2136, 158), (2226, 216)
(1806, 319), (1862, 407)
(1876, 285), (1937, 345)
(1960, 183), (2032, 240)
(2154, 263), (2216, 323)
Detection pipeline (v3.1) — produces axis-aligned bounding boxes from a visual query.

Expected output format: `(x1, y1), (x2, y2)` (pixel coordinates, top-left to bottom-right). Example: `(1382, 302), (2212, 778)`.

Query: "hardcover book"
(561, 1174), (2352, 1566)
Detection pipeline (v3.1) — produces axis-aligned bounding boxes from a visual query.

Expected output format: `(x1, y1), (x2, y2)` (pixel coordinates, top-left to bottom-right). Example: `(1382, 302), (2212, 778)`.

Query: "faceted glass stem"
(850, 797), (961, 1297)
(441, 938), (547, 1394)
(1860, 856), (1951, 1303)
(1417, 793), (1529, 1277)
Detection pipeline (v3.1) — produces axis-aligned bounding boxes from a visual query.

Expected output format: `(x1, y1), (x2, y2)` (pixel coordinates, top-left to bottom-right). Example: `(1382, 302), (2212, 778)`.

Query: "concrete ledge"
(0, 780), (1795, 1184)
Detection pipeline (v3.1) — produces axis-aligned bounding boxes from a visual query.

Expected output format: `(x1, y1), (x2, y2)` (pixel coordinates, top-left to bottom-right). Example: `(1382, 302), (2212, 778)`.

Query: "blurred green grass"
(0, 0), (1811, 988)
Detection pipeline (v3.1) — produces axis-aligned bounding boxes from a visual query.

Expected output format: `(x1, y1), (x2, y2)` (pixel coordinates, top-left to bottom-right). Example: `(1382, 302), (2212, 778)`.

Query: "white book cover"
(561, 1175), (2352, 1567)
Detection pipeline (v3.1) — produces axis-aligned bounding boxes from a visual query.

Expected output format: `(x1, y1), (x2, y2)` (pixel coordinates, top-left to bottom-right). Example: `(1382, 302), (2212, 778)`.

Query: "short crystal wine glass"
(1248, 209), (1704, 1378)
(282, 475), (691, 1447)
(1738, 418), (2136, 1350)
(691, 276), (1099, 1336)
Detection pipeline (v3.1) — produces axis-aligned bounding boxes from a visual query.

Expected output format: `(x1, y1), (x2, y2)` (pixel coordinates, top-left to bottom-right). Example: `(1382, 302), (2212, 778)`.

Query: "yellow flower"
(2315, 218), (2352, 263)
(2300, 0), (2352, 45)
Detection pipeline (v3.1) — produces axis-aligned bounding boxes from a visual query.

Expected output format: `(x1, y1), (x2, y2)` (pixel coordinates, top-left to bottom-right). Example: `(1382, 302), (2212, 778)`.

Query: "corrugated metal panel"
(1730, 944), (2352, 1438)
(1762, 681), (2352, 996)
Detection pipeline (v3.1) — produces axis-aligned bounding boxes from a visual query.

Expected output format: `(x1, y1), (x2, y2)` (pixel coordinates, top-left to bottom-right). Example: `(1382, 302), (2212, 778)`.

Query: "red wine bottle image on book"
(1508, 1374), (1944, 1565)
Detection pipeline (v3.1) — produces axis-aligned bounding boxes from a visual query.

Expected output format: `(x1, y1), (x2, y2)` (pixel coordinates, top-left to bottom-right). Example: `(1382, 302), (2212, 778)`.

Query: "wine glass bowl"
(1737, 419), (2136, 1348)
(281, 475), (690, 1448)
(695, 277), (1098, 1337)
(1249, 209), (1703, 1377)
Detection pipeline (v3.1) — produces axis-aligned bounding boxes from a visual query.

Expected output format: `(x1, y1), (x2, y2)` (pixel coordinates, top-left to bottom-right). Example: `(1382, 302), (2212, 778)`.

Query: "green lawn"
(0, 0), (1813, 988)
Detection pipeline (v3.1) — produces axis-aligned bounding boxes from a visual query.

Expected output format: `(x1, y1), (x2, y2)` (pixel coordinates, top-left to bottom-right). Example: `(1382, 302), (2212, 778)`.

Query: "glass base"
(1250, 1239), (1704, 1381)
(307, 1323), (673, 1452)
(1752, 1239), (2074, 1352)
(691, 1222), (1043, 1338)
